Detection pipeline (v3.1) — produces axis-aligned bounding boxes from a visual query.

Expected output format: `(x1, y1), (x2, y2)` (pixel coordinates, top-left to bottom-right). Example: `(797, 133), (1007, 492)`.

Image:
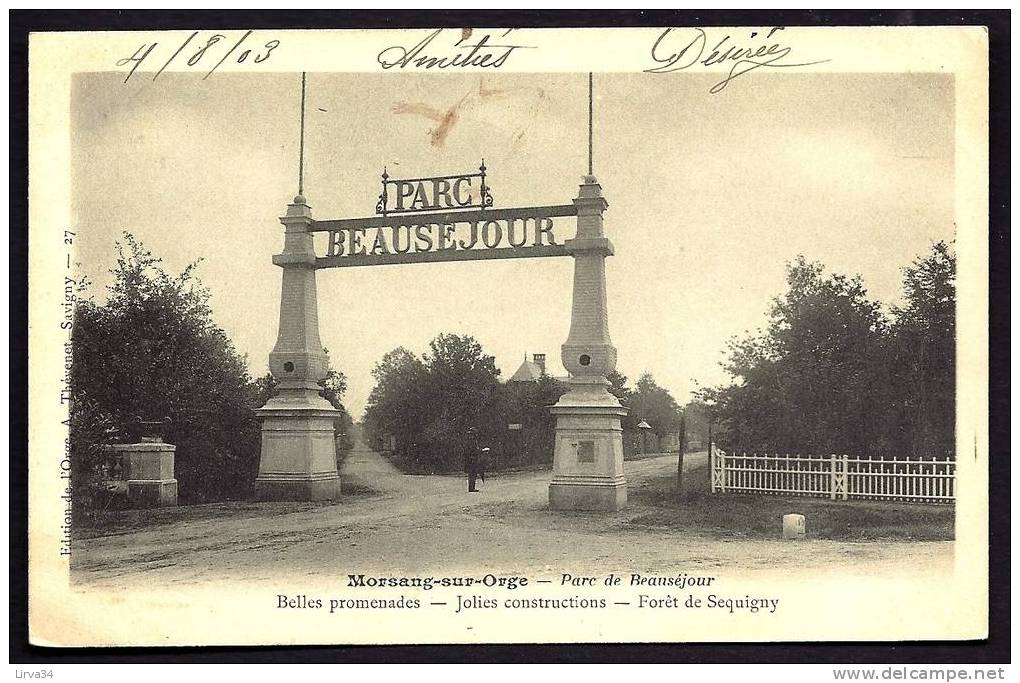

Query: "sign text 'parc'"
(306, 163), (579, 268)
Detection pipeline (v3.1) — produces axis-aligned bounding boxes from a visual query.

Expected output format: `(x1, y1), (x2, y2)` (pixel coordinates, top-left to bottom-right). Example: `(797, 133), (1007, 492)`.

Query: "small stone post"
(782, 513), (806, 540)
(110, 437), (178, 508)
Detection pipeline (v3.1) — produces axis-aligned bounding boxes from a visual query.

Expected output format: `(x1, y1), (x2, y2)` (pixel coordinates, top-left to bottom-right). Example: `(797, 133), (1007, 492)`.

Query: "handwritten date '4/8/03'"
(115, 30), (280, 83)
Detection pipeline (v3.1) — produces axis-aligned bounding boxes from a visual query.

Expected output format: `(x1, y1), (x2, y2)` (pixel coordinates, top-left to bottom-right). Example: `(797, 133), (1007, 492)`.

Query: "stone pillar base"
(549, 477), (627, 511)
(127, 479), (178, 507)
(254, 475), (339, 502)
(548, 387), (628, 513)
(255, 402), (341, 502)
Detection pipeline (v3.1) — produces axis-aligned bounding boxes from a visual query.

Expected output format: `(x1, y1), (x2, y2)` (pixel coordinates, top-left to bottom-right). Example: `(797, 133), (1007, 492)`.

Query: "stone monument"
(549, 175), (628, 511)
(254, 195), (342, 501)
(782, 513), (806, 540)
(109, 419), (178, 508)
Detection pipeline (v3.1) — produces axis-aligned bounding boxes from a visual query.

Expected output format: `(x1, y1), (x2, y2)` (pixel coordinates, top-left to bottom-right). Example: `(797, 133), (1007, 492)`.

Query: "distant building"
(509, 353), (545, 382)
(508, 353), (570, 383)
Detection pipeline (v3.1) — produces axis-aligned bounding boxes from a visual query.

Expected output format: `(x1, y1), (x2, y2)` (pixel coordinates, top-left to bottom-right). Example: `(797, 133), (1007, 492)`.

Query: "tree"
(681, 399), (712, 449)
(888, 241), (956, 457)
(419, 334), (502, 472)
(363, 347), (428, 457)
(496, 374), (568, 468)
(626, 373), (684, 441)
(708, 257), (888, 454)
(613, 372), (683, 458)
(321, 365), (356, 454)
(71, 233), (263, 511)
(707, 245), (955, 459)
(606, 369), (630, 402)
(425, 333), (502, 436)
(364, 336), (503, 473)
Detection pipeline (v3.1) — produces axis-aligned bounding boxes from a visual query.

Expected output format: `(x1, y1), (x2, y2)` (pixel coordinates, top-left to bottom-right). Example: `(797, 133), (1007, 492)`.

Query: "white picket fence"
(710, 446), (955, 504)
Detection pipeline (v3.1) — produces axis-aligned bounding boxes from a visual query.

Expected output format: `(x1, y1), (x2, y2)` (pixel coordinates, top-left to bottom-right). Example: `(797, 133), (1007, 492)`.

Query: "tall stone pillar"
(549, 175), (628, 511)
(254, 195), (341, 501)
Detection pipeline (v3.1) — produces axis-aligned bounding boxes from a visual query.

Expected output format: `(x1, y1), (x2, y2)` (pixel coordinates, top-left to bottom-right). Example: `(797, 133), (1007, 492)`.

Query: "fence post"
(829, 454), (837, 500)
(942, 456), (950, 499)
(710, 443), (717, 494)
(719, 446), (726, 493)
(841, 454), (849, 500)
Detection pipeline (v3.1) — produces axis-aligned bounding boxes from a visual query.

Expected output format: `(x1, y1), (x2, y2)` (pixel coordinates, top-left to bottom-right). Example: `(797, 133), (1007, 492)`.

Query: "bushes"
(705, 243), (956, 459)
(364, 336), (696, 473)
(66, 396), (120, 526)
(70, 235), (263, 512)
(365, 336), (569, 474)
(70, 234), (352, 521)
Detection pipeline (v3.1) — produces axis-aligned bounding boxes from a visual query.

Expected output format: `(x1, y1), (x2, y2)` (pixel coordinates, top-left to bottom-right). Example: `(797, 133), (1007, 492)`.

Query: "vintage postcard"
(26, 24), (989, 647)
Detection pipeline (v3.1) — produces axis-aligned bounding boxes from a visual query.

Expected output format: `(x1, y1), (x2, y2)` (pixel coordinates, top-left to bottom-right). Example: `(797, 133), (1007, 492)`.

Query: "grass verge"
(75, 479), (383, 539)
(628, 466), (954, 542)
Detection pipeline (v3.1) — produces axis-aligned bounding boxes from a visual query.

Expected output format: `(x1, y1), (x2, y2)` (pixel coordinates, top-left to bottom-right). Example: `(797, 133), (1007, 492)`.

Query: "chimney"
(532, 353), (546, 375)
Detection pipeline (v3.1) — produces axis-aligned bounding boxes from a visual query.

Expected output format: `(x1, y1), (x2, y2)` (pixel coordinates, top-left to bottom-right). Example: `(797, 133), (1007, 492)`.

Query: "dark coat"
(464, 449), (479, 474)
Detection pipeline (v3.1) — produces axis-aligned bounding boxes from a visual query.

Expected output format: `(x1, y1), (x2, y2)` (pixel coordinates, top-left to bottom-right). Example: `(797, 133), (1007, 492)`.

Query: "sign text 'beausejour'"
(312, 164), (577, 267)
(326, 217), (558, 258)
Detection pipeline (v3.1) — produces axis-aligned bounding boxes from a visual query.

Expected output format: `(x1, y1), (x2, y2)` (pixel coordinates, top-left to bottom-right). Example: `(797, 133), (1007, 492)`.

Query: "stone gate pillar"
(254, 195), (341, 501)
(549, 175), (628, 511)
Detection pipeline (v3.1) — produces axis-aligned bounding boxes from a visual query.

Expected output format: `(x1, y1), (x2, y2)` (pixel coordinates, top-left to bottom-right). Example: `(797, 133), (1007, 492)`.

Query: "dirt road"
(72, 445), (953, 588)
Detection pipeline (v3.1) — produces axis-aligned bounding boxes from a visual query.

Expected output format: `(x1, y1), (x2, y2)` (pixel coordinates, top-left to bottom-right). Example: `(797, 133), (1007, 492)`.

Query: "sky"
(71, 71), (954, 418)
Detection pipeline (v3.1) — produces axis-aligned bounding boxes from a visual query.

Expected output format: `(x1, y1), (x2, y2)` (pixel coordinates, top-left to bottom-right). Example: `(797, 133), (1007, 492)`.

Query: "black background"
(8, 9), (1010, 665)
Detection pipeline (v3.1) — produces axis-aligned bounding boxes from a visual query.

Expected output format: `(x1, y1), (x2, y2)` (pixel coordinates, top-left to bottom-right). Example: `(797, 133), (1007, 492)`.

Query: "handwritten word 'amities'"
(644, 27), (829, 93)
(377, 29), (533, 70)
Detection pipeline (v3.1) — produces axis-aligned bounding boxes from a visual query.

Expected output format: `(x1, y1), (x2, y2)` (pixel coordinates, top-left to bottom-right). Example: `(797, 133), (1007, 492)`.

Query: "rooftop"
(509, 358), (544, 382)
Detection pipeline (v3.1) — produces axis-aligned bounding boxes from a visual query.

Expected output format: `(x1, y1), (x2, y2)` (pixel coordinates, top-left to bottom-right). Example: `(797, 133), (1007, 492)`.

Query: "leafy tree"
(887, 241), (956, 456)
(365, 334), (507, 473)
(626, 373), (684, 439)
(71, 233), (263, 511)
(708, 245), (955, 459)
(321, 366), (355, 455)
(611, 372), (683, 457)
(363, 347), (429, 460)
(680, 399), (713, 449)
(419, 334), (502, 472)
(606, 369), (630, 402)
(425, 333), (502, 436)
(709, 256), (888, 454)
(496, 374), (568, 469)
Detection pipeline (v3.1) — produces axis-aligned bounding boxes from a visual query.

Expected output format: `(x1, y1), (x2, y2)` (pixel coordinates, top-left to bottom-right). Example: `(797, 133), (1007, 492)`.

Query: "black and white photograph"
(17, 19), (1000, 657)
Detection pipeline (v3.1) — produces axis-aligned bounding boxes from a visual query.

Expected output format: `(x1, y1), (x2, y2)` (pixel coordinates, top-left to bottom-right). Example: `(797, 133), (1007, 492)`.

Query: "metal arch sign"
(258, 72), (627, 513)
(376, 160), (494, 214)
(309, 162), (577, 269)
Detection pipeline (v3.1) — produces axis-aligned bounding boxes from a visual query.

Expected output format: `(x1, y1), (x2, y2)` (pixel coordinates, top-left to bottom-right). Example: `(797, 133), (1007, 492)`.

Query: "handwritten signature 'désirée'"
(644, 27), (830, 93)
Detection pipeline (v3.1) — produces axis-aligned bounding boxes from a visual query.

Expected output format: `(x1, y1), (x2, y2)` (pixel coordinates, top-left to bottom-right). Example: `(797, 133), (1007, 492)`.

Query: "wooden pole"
(298, 71), (306, 197)
(676, 413), (686, 500)
(588, 72), (594, 175)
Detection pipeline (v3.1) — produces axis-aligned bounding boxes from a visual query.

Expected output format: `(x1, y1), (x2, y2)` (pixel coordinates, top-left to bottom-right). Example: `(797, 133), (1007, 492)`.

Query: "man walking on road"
(465, 443), (480, 493)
